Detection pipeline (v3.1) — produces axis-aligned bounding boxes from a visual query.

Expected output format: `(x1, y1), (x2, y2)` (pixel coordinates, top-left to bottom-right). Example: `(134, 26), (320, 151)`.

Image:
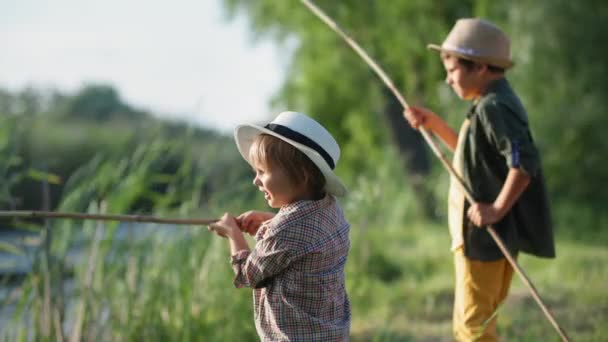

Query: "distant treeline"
(0, 84), (252, 222)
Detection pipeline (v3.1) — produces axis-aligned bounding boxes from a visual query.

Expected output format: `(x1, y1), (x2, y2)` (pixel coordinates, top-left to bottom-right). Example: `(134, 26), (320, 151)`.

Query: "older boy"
(404, 18), (555, 341)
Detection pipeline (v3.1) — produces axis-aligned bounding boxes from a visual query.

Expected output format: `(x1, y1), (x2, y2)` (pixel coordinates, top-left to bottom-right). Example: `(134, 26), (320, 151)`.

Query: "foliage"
(0, 85), (233, 213)
(1, 1), (608, 340)
(221, 0), (472, 199)
(1, 118), (258, 340)
(0, 116), (23, 209)
(3, 150), (607, 340)
(61, 84), (147, 122)
(504, 0), (608, 217)
(221, 0), (608, 227)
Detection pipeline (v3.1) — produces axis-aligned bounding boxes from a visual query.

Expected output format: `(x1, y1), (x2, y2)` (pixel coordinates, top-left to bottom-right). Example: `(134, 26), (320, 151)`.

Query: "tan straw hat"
(428, 18), (513, 69)
(234, 111), (347, 197)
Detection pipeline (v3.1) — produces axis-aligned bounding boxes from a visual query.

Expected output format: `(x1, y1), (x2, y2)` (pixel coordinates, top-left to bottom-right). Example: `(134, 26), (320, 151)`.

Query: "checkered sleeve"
(232, 226), (304, 289)
(231, 250), (251, 288)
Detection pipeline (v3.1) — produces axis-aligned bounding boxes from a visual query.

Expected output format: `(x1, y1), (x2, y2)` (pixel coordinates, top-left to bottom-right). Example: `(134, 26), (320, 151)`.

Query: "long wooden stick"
(300, 1), (569, 340)
(0, 210), (218, 226)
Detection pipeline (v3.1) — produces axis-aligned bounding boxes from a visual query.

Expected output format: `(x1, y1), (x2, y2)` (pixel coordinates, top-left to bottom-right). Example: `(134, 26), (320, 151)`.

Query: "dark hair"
(249, 134), (326, 198)
(440, 51), (505, 73)
(456, 57), (505, 74)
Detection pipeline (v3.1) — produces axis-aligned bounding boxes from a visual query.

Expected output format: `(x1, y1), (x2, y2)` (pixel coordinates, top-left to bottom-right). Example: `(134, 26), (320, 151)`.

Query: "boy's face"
(442, 55), (484, 101)
(252, 161), (305, 208)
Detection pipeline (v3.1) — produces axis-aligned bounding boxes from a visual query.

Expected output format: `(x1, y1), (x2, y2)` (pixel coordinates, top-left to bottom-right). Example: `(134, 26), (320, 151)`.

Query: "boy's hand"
(467, 203), (503, 227)
(208, 213), (241, 239)
(236, 210), (275, 236)
(403, 106), (435, 130)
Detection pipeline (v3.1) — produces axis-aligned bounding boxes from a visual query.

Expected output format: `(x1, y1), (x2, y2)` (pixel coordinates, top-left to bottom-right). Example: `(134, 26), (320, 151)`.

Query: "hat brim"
(234, 124), (348, 197)
(427, 44), (514, 69)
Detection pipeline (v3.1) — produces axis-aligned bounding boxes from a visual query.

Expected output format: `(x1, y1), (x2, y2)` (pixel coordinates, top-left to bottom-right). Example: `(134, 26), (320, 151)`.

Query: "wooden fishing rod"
(300, 1), (569, 340)
(0, 210), (218, 226)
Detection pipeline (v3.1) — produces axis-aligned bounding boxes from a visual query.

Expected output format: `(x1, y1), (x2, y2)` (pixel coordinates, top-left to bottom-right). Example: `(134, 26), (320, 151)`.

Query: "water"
(0, 229), (41, 276)
(0, 222), (189, 335)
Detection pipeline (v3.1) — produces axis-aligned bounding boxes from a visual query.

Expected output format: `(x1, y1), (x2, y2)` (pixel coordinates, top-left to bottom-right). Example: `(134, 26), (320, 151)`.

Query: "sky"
(0, 0), (286, 132)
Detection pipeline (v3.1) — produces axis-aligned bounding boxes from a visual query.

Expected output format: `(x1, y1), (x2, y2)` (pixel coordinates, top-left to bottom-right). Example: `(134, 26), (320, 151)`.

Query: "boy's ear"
(301, 171), (311, 188)
(300, 171), (317, 195)
(477, 63), (489, 74)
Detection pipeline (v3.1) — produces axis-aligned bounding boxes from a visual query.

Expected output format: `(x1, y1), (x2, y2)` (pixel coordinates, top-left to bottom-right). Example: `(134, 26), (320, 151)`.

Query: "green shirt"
(459, 78), (555, 261)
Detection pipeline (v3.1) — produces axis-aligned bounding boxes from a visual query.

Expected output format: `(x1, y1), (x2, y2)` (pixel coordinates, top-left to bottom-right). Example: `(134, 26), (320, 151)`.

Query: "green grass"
(3, 197), (607, 341)
(346, 219), (608, 341)
(2, 144), (606, 341)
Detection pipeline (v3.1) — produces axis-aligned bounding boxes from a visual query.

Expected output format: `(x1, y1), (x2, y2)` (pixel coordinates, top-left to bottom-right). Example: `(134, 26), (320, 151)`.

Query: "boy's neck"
(290, 191), (326, 206)
(474, 74), (505, 101)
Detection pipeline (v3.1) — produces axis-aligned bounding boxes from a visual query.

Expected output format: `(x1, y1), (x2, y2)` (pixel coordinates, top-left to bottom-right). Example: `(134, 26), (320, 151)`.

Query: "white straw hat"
(234, 111), (347, 197)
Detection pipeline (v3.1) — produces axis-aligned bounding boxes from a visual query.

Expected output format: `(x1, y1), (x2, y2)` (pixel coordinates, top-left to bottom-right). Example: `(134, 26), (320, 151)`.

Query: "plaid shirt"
(231, 195), (351, 341)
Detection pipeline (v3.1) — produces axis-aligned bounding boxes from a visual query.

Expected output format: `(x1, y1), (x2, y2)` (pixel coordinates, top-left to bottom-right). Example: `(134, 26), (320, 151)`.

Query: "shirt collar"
(466, 104), (477, 119)
(484, 77), (510, 95)
(255, 195), (333, 240)
(466, 78), (510, 119)
(279, 194), (332, 216)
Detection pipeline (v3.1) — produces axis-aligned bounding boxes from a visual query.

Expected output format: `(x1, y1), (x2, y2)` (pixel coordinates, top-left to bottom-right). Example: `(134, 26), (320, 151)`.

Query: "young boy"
(403, 18), (555, 341)
(208, 111), (351, 341)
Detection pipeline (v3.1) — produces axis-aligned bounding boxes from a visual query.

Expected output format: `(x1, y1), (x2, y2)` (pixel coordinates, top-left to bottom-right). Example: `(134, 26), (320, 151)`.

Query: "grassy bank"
(4, 198), (606, 341)
(347, 220), (607, 341)
(2, 148), (606, 341)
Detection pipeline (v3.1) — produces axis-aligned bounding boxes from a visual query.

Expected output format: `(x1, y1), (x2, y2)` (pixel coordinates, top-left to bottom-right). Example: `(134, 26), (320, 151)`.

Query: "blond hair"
(249, 134), (326, 198)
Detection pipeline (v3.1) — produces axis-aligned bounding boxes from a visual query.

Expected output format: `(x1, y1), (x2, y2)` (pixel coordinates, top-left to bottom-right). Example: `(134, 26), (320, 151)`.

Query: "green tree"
(506, 0), (608, 216)
(222, 0), (475, 217)
(222, 0), (608, 225)
(62, 84), (145, 121)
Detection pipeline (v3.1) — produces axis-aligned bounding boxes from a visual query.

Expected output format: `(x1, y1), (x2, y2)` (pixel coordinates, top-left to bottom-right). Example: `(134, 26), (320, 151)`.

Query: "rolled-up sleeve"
(231, 229), (302, 289)
(478, 101), (540, 176)
(231, 250), (251, 288)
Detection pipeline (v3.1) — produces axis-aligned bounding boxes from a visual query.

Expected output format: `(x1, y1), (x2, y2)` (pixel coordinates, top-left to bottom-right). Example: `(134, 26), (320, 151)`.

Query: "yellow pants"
(453, 247), (514, 341)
